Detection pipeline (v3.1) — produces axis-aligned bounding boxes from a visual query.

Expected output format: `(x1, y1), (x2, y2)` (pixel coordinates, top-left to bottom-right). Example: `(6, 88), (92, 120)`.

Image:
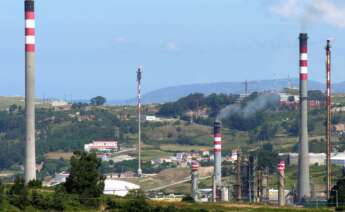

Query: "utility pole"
(137, 67), (142, 177)
(325, 40), (332, 199)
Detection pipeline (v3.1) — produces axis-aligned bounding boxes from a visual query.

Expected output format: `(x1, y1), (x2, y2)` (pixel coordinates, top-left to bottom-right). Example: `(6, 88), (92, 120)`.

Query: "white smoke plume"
(271, 0), (345, 29)
(216, 93), (280, 121)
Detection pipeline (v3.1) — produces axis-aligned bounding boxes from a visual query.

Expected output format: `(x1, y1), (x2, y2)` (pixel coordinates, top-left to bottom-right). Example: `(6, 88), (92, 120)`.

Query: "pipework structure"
(212, 121), (222, 202)
(24, 0), (36, 184)
(297, 33), (311, 201)
(325, 40), (332, 199)
(235, 150), (242, 201)
(137, 67), (142, 177)
(191, 160), (199, 201)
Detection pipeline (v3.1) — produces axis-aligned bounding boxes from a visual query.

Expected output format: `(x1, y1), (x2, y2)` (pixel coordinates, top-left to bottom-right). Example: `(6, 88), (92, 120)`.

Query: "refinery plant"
(1, 0), (345, 211)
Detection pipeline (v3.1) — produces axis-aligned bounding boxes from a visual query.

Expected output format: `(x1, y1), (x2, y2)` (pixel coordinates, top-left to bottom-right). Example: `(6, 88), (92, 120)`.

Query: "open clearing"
(44, 151), (73, 160)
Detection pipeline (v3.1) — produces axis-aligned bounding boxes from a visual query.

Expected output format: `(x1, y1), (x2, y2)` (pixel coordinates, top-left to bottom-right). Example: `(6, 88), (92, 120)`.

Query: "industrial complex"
(9, 0), (345, 210)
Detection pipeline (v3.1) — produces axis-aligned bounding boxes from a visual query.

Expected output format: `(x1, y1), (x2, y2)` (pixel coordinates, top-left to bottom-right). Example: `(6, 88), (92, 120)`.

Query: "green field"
(0, 96), (25, 110)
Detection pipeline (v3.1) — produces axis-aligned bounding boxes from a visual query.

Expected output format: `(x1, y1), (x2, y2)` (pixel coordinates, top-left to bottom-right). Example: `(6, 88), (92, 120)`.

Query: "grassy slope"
(0, 96), (25, 110)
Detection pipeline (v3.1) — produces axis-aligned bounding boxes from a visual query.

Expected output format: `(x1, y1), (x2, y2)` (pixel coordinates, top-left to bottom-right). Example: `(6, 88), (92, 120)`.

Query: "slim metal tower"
(325, 40), (332, 199)
(297, 33), (310, 201)
(137, 67), (142, 177)
(24, 0), (36, 184)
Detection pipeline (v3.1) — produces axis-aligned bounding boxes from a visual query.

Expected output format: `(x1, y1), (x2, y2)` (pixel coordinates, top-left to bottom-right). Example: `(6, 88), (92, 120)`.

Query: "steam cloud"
(271, 0), (345, 29)
(216, 93), (279, 121)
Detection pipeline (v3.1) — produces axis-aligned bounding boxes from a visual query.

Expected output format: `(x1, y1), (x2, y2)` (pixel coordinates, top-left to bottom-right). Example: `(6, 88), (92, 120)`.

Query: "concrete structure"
(278, 161), (285, 207)
(137, 67), (142, 177)
(103, 179), (140, 197)
(24, 0), (36, 184)
(297, 33), (311, 201)
(279, 153), (326, 166)
(191, 160), (199, 201)
(221, 187), (229, 202)
(84, 141), (118, 152)
(212, 121), (222, 202)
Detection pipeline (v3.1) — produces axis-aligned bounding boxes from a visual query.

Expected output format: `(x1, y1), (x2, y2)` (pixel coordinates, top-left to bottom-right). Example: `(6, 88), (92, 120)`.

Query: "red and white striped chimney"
(24, 0), (37, 184)
(297, 33), (310, 200)
(25, 1), (35, 53)
(191, 160), (199, 172)
(278, 160), (285, 206)
(299, 37), (308, 81)
(213, 121), (222, 202)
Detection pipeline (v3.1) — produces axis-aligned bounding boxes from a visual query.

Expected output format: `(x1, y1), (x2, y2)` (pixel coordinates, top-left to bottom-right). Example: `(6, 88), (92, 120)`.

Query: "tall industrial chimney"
(212, 121), (222, 202)
(325, 40), (332, 199)
(278, 160), (286, 207)
(297, 33), (310, 201)
(191, 160), (199, 201)
(137, 67), (142, 177)
(24, 0), (36, 184)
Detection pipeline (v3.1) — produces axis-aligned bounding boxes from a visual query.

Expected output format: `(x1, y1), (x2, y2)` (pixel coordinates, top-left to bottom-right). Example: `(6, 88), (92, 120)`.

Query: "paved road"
(147, 175), (212, 192)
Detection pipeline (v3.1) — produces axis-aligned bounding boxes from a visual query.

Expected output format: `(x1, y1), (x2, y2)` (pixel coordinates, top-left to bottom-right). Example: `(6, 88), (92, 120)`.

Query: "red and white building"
(84, 141), (118, 153)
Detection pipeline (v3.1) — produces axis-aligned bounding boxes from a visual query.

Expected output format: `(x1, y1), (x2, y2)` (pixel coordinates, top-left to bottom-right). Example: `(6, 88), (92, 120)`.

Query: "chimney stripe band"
(214, 144), (221, 149)
(300, 74), (308, 80)
(300, 60), (308, 67)
(300, 47), (307, 53)
(25, 11), (35, 19)
(300, 53), (308, 60)
(25, 36), (35, 44)
(25, 20), (35, 28)
(25, 28), (35, 35)
(300, 67), (308, 74)
(214, 137), (221, 142)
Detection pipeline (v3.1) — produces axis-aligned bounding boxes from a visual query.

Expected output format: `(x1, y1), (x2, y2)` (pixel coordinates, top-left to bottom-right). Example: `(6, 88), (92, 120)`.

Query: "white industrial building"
(331, 152), (345, 166)
(84, 141), (118, 153)
(279, 153), (326, 166)
(103, 179), (140, 197)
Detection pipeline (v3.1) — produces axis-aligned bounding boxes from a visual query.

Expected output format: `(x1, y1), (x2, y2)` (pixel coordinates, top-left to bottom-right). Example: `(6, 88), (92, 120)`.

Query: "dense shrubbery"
(65, 151), (105, 207)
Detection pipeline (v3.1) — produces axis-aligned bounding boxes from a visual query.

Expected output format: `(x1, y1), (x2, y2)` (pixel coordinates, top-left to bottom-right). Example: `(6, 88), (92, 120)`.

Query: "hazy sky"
(1, 0), (345, 99)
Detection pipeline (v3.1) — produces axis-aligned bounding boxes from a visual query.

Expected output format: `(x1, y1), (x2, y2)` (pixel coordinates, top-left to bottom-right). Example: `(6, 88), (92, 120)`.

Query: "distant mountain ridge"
(109, 78), (345, 105)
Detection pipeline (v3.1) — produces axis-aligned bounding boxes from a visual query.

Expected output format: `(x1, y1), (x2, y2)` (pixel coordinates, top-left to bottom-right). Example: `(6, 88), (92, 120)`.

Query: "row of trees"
(0, 151), (208, 211)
